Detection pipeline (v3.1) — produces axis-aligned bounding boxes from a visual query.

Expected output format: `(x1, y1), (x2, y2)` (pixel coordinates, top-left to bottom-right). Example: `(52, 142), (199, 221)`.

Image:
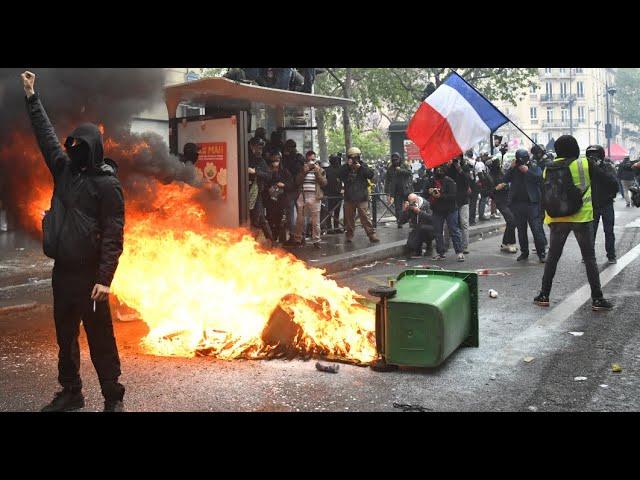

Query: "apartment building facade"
(494, 68), (639, 159)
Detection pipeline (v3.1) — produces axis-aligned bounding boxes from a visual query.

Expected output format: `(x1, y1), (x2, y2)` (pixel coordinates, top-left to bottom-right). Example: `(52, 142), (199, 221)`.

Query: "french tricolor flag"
(407, 72), (509, 168)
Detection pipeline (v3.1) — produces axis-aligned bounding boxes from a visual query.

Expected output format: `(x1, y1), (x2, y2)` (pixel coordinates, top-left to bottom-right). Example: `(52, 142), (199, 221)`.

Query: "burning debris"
(0, 68), (378, 366)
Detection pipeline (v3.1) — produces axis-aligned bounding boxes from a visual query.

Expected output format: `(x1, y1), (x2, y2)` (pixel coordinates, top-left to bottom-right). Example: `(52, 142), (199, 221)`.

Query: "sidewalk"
(288, 217), (506, 273)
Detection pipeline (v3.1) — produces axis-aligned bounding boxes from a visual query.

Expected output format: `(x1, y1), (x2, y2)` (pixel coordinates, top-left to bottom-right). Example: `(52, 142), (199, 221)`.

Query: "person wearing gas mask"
(248, 137), (273, 243)
(399, 193), (434, 259)
(618, 156), (637, 207)
(587, 145), (620, 264)
(425, 162), (464, 261)
(322, 154), (344, 233)
(263, 149), (292, 244)
(534, 135), (613, 311)
(384, 152), (413, 229)
(21, 71), (126, 412)
(338, 147), (380, 243)
(503, 149), (547, 263)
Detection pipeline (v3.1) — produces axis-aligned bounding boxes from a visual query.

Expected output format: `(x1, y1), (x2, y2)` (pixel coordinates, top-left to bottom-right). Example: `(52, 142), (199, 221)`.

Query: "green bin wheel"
(370, 357), (399, 372)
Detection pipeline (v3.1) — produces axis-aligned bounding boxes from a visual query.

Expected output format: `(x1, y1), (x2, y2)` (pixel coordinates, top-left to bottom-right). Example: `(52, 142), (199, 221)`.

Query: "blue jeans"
(593, 202), (616, 260)
(433, 211), (463, 255)
(511, 201), (546, 256)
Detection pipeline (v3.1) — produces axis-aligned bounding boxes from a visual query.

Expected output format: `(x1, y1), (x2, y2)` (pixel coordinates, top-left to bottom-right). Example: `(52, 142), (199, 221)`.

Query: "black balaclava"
(554, 135), (580, 160)
(65, 123), (104, 175)
(434, 167), (445, 179)
(391, 153), (401, 167)
(329, 155), (341, 168)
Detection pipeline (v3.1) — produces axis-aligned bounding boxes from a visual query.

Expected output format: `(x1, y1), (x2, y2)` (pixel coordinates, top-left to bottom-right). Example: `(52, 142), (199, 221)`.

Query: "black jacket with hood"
(26, 93), (125, 287)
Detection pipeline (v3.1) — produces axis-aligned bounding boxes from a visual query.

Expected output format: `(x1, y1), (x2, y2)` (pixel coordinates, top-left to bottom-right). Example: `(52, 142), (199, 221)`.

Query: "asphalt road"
(1, 199), (639, 412)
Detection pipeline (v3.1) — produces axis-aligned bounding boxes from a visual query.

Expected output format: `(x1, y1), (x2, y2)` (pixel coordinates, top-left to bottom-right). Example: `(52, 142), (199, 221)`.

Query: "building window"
(560, 67), (566, 73)
(547, 108), (554, 122)
(548, 133), (553, 143)
(545, 68), (552, 74)
(561, 109), (569, 122)
(530, 84), (537, 94)
(575, 68), (583, 74)
(545, 82), (553, 96)
(577, 81), (584, 97)
(530, 107), (537, 120)
(532, 133), (538, 144)
(578, 106), (585, 122)
(560, 82), (568, 98)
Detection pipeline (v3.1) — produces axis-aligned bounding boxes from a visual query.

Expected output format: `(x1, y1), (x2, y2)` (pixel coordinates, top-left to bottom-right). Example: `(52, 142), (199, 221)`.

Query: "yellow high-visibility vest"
(544, 157), (593, 224)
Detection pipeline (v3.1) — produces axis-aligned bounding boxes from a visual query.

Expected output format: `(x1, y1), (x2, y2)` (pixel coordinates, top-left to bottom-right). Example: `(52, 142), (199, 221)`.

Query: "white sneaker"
(500, 244), (510, 252)
(457, 253), (465, 262)
(508, 244), (518, 253)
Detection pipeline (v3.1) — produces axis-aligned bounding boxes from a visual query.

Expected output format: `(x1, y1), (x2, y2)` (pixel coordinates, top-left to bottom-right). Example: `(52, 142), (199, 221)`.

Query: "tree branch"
(326, 68), (345, 89)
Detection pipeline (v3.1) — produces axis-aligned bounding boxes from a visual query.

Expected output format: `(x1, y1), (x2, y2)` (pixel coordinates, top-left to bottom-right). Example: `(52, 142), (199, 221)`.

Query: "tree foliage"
(326, 125), (389, 162)
(615, 68), (640, 128)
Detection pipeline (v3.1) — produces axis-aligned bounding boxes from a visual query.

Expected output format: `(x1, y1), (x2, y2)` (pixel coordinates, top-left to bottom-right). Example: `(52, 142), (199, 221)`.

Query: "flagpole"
(448, 70), (544, 152)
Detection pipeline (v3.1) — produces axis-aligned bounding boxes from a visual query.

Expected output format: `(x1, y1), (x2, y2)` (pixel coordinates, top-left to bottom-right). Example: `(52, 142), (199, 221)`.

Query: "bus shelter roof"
(165, 77), (354, 118)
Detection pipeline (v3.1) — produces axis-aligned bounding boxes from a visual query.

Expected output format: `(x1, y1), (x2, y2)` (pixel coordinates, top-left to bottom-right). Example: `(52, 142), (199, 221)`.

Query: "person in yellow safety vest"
(534, 135), (613, 311)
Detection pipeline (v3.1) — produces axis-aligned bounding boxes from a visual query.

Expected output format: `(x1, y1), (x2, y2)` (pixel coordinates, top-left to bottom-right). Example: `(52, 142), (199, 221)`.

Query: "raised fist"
(21, 71), (36, 97)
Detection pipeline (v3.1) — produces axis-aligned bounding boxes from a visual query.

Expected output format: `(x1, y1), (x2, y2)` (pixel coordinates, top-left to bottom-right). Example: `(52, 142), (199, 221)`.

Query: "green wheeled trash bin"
(368, 269), (478, 370)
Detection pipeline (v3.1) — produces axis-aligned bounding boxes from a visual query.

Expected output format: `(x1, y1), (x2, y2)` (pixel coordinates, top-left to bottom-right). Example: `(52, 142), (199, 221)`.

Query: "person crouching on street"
(291, 151), (327, 249)
(425, 162), (464, 261)
(399, 193), (434, 259)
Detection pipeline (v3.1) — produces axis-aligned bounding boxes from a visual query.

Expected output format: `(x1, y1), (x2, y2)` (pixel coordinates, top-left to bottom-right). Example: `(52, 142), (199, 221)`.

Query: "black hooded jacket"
(26, 93), (125, 287)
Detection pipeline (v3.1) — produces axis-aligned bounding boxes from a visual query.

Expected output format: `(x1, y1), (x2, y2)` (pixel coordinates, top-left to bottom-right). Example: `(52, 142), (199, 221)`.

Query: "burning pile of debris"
(0, 68), (377, 365)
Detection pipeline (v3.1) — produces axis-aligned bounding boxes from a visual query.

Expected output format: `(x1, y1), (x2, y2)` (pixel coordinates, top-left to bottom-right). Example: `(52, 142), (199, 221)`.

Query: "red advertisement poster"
(404, 140), (422, 161)
(196, 142), (227, 200)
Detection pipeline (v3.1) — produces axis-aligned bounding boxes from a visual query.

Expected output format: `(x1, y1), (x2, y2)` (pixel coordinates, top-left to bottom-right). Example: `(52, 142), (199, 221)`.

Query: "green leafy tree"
(616, 68), (640, 128)
(315, 68), (537, 155)
(326, 125), (389, 162)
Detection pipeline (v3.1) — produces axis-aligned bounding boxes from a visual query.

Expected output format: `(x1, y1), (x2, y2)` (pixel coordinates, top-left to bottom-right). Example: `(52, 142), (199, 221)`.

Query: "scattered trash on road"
(574, 376), (587, 381)
(568, 331), (584, 336)
(523, 356), (535, 363)
(315, 362), (339, 374)
(488, 289), (498, 298)
(600, 384), (608, 388)
(612, 364), (623, 373)
(527, 405), (538, 412)
(393, 402), (432, 412)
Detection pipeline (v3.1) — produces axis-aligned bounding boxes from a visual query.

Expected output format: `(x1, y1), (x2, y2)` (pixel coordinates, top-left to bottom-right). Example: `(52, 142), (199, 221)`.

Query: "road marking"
(625, 218), (640, 229)
(490, 241), (640, 366)
(0, 278), (51, 292)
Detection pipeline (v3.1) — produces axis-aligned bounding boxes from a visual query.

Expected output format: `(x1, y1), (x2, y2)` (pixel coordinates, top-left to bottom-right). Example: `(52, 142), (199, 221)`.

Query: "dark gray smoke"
(0, 68), (212, 232)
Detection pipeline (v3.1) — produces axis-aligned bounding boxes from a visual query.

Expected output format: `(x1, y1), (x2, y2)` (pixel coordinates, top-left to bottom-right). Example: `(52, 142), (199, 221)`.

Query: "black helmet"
(585, 145), (605, 161)
(515, 149), (530, 161)
(531, 144), (544, 156)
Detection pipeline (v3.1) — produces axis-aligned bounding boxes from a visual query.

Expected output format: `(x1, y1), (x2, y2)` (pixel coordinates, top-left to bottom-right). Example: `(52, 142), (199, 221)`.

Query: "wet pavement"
(1, 200), (639, 412)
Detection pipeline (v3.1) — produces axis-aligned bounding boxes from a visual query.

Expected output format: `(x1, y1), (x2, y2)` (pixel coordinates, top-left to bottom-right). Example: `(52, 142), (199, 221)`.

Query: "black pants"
(469, 192), (479, 224)
(265, 199), (286, 243)
(394, 193), (408, 226)
(405, 225), (434, 256)
(494, 197), (516, 245)
(52, 265), (124, 401)
(593, 202), (616, 260)
(511, 201), (546, 256)
(250, 196), (273, 241)
(540, 222), (603, 299)
(325, 197), (342, 231)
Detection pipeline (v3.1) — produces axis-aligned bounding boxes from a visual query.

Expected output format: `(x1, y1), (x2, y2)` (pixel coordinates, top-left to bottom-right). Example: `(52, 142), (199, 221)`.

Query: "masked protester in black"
(21, 71), (125, 412)
(587, 145), (620, 263)
(384, 153), (413, 228)
(323, 155), (344, 233)
(262, 150), (292, 244)
(531, 144), (551, 250)
(248, 137), (273, 242)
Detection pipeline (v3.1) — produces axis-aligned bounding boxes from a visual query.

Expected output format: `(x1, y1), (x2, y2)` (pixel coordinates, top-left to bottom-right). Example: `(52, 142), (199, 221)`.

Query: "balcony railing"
(539, 94), (571, 102)
(541, 120), (580, 129)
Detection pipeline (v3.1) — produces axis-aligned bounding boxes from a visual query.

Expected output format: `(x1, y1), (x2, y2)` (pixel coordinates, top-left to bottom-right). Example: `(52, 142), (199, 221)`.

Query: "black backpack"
(542, 158), (586, 218)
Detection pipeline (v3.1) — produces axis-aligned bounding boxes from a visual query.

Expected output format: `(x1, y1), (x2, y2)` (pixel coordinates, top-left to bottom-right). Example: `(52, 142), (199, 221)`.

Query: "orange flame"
(5, 134), (378, 364)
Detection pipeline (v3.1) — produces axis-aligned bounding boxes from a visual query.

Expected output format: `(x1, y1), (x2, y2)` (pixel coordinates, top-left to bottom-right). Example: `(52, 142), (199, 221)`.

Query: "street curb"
(314, 221), (505, 274)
